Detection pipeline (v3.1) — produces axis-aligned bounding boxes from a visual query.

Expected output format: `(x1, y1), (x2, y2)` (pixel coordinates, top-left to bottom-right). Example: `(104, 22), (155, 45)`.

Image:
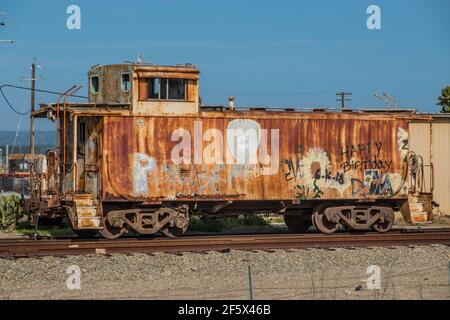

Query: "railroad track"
(1, 228), (450, 258)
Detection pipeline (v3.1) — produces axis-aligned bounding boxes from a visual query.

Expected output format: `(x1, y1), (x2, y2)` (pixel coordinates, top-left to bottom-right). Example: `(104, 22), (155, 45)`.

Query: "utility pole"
(5, 145), (9, 173)
(30, 59), (36, 158)
(336, 92), (352, 111)
(21, 58), (42, 158)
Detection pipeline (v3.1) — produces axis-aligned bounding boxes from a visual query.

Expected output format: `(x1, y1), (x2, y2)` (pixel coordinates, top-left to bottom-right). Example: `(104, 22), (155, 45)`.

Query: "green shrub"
(0, 194), (24, 231)
(189, 214), (270, 232)
(238, 215), (267, 226)
(189, 216), (224, 232)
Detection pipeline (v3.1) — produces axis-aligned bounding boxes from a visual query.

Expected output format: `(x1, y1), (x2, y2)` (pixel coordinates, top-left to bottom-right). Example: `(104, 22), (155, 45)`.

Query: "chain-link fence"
(0, 174), (30, 196)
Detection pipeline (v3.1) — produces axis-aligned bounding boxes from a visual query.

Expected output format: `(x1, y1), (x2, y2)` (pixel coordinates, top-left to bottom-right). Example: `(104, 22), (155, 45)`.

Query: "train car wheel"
(312, 204), (340, 234)
(161, 225), (187, 238)
(311, 211), (318, 231)
(98, 218), (124, 239)
(98, 207), (125, 239)
(161, 211), (189, 238)
(372, 208), (395, 233)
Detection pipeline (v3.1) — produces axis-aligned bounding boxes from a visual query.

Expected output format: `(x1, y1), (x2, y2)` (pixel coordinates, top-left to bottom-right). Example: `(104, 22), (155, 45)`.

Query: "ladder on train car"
(407, 152), (434, 223)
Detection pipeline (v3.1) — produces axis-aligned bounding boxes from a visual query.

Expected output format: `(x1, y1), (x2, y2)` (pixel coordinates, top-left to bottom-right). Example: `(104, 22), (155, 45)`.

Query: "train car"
(25, 62), (431, 238)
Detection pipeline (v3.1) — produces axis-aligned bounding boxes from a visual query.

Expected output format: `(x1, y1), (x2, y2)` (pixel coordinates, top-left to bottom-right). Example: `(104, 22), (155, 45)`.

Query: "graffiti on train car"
(350, 170), (395, 197)
(281, 127), (409, 199)
(339, 141), (393, 173)
(149, 163), (262, 193)
(130, 118), (409, 200)
(132, 119), (280, 196)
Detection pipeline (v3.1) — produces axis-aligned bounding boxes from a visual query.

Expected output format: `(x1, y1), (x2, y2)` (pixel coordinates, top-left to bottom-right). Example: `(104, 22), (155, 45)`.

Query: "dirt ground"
(1, 220), (450, 300)
(0, 244), (449, 300)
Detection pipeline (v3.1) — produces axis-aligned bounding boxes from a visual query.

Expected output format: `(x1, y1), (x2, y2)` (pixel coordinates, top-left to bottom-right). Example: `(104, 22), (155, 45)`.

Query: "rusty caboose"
(25, 63), (431, 238)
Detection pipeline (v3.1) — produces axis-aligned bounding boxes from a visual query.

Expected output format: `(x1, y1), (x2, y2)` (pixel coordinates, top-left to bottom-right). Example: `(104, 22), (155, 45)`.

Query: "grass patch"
(262, 215), (285, 224)
(15, 227), (75, 238)
(7, 214), (287, 236)
(13, 217), (75, 238)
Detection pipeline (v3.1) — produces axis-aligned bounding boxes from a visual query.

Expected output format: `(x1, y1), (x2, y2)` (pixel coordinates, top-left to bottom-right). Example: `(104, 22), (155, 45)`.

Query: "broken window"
(142, 78), (186, 100)
(90, 76), (99, 94)
(121, 73), (130, 91)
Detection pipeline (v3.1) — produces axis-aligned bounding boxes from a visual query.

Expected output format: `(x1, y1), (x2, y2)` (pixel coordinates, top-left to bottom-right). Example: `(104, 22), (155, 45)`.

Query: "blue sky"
(0, 0), (449, 130)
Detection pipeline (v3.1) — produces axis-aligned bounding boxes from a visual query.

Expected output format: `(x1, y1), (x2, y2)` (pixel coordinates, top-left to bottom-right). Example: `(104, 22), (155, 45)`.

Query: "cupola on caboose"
(26, 62), (430, 238)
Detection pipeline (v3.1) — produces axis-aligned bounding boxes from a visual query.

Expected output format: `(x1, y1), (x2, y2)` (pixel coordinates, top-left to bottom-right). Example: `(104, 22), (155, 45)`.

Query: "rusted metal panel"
(135, 71), (199, 80)
(133, 65), (200, 77)
(77, 216), (101, 228)
(88, 64), (133, 105)
(102, 112), (412, 202)
(88, 64), (200, 106)
(187, 80), (197, 102)
(133, 67), (200, 116)
(138, 79), (147, 101)
(135, 101), (199, 116)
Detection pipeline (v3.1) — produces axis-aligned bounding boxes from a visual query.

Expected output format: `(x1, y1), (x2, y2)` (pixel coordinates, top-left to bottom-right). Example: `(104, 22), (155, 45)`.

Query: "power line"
(0, 83), (88, 116)
(11, 94), (28, 154)
(0, 85), (30, 115)
(0, 84), (88, 98)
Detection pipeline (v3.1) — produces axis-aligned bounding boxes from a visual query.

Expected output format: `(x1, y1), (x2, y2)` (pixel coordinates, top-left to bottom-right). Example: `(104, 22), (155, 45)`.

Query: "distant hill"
(0, 131), (55, 154)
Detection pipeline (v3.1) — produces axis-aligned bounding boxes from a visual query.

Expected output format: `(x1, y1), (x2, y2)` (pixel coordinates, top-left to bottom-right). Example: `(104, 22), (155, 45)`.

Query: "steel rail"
(1, 229), (450, 258)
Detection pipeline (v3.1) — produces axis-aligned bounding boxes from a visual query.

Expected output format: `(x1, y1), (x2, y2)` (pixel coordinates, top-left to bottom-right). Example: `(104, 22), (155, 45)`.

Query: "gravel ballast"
(0, 245), (449, 299)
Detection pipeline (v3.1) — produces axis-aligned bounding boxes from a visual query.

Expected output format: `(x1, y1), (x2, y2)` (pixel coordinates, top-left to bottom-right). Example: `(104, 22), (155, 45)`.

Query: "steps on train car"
(408, 193), (433, 223)
(73, 194), (101, 229)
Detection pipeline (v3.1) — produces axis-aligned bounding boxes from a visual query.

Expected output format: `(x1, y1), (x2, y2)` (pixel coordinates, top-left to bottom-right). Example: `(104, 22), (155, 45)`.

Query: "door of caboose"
(76, 116), (101, 197)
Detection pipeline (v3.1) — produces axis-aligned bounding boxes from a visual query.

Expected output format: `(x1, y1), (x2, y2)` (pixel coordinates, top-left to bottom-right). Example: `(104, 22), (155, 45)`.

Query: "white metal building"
(410, 114), (450, 215)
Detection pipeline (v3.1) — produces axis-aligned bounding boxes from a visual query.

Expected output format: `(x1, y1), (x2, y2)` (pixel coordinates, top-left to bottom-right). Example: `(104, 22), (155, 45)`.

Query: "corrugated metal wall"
(102, 115), (409, 201)
(431, 119), (450, 214)
(410, 118), (450, 214)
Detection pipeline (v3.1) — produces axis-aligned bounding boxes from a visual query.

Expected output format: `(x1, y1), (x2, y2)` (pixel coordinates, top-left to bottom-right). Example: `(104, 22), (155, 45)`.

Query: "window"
(147, 78), (160, 99)
(78, 122), (86, 145)
(169, 78), (186, 100)
(78, 122), (86, 156)
(90, 76), (99, 94)
(142, 78), (186, 100)
(19, 162), (28, 171)
(121, 74), (131, 91)
(160, 78), (168, 99)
